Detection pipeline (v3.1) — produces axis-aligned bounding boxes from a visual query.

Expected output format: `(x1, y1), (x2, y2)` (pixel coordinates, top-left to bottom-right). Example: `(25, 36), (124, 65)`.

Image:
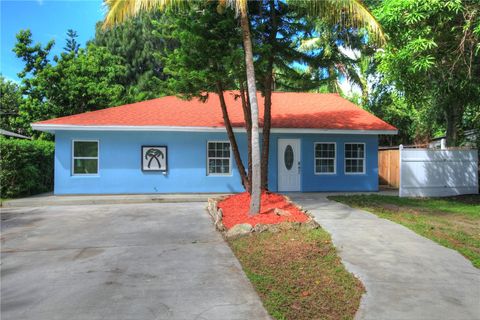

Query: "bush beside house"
(0, 137), (54, 198)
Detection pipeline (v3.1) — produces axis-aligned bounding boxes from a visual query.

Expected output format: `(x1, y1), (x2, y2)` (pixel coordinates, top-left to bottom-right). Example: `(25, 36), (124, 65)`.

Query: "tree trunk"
(445, 105), (461, 147)
(216, 81), (249, 189)
(261, 0), (277, 190)
(240, 11), (261, 215)
(240, 82), (252, 193)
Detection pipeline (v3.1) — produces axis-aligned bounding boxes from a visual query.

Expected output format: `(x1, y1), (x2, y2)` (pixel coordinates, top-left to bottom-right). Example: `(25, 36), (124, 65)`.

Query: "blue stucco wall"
(54, 130), (378, 194)
(266, 133), (379, 192)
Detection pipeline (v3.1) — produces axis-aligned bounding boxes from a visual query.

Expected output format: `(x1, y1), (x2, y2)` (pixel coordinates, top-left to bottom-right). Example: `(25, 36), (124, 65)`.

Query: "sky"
(1, 0), (104, 82)
(0, 0), (357, 95)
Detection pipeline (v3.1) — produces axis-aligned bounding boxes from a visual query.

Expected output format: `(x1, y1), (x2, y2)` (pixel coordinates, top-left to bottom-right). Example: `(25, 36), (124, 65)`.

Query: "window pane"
(351, 148), (358, 158)
(357, 159), (364, 172)
(208, 159), (215, 173)
(346, 159), (364, 173)
(358, 145), (364, 158)
(345, 144), (365, 173)
(207, 142), (231, 174)
(316, 158), (334, 173)
(315, 144), (335, 173)
(74, 141), (98, 157)
(221, 159), (230, 173)
(74, 159), (98, 174)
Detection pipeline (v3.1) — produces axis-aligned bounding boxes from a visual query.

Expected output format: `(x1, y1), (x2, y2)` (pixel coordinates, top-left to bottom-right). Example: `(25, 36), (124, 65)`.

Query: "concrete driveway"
(1, 202), (270, 320)
(290, 193), (480, 320)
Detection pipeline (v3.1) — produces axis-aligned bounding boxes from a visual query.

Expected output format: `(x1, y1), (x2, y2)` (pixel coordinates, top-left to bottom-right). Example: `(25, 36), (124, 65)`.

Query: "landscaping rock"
(253, 223), (270, 233)
(207, 196), (318, 238)
(215, 208), (225, 231)
(274, 208), (292, 217)
(302, 219), (320, 230)
(225, 223), (253, 239)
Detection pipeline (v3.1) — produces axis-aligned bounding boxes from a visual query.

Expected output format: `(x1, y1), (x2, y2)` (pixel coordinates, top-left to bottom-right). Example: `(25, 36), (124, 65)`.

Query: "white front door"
(278, 139), (301, 192)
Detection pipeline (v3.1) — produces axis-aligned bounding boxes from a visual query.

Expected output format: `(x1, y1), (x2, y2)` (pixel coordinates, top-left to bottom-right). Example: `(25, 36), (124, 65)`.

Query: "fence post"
(399, 144), (403, 197)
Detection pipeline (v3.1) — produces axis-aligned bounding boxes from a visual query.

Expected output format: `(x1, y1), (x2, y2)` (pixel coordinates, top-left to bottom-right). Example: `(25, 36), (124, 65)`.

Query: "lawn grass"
(228, 227), (364, 320)
(329, 194), (480, 268)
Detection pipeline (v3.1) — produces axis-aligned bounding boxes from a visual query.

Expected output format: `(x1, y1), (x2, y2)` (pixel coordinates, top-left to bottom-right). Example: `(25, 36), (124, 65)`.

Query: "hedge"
(1, 137), (54, 198)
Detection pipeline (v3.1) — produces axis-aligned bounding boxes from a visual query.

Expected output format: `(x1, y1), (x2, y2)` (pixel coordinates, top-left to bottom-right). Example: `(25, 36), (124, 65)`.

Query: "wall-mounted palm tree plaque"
(142, 146), (167, 172)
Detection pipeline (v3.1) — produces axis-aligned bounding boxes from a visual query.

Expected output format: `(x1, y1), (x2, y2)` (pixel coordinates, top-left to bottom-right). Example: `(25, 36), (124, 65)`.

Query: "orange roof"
(33, 91), (397, 132)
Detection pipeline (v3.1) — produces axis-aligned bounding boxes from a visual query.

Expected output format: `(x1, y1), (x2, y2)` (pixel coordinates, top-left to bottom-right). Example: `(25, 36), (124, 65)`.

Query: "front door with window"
(278, 139), (301, 191)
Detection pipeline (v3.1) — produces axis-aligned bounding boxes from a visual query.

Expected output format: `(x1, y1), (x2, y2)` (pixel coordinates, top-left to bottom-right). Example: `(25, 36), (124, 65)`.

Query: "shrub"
(0, 137), (54, 198)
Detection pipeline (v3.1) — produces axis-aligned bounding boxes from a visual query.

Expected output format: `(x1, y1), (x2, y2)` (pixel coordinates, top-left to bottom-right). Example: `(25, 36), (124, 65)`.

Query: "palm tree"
(103, 0), (385, 215)
(299, 20), (377, 104)
(145, 148), (164, 169)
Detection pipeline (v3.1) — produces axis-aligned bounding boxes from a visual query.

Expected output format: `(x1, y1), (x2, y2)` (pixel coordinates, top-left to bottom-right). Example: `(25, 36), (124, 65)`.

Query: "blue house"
(32, 92), (397, 195)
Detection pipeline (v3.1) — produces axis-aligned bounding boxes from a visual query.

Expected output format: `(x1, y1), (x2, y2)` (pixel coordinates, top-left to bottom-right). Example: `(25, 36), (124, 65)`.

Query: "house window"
(72, 140), (99, 175)
(315, 143), (336, 174)
(345, 143), (365, 174)
(207, 141), (231, 175)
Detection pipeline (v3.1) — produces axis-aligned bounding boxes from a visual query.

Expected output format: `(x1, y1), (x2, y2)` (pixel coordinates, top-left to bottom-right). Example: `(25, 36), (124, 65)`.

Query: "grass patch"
(329, 194), (480, 268)
(228, 227), (364, 320)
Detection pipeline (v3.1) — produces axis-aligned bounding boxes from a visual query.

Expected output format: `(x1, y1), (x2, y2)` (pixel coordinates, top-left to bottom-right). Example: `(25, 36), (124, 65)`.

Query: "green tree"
(299, 21), (375, 98)
(374, 0), (480, 146)
(94, 11), (172, 102)
(64, 29), (80, 54)
(365, 81), (420, 145)
(161, 4), (252, 190)
(103, 0), (385, 214)
(13, 29), (54, 101)
(250, 1), (323, 189)
(0, 76), (24, 134)
(12, 30), (126, 137)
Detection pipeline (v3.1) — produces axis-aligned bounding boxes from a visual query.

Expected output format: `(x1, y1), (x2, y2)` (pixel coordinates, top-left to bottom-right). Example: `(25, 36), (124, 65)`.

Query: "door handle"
(298, 161), (301, 173)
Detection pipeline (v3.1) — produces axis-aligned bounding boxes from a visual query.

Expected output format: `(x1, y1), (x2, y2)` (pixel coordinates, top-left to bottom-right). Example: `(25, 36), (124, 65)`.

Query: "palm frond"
(289, 0), (386, 46)
(299, 37), (321, 51)
(103, 0), (188, 29)
(223, 0), (248, 15)
(103, 0), (249, 29)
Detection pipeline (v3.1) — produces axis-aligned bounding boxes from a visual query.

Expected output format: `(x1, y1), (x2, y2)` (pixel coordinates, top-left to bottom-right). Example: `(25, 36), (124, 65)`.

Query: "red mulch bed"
(218, 191), (309, 230)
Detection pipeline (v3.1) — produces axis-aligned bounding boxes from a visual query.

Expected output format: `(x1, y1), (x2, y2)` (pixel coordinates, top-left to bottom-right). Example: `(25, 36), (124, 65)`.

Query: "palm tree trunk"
(261, 0), (277, 190)
(240, 82), (252, 193)
(216, 81), (250, 189)
(240, 11), (261, 215)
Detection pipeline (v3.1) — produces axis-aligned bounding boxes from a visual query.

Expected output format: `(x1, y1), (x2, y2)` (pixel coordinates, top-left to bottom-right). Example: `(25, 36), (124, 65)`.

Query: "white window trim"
(344, 142), (366, 175)
(72, 139), (100, 176)
(314, 142), (336, 175)
(206, 140), (232, 176)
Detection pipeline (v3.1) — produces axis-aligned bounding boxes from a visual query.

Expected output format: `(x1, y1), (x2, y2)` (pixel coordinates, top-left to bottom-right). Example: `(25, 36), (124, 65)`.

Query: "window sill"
(314, 172), (337, 176)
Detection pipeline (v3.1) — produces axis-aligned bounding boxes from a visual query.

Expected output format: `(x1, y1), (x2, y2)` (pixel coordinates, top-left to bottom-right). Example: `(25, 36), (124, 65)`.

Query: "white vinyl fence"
(399, 145), (479, 197)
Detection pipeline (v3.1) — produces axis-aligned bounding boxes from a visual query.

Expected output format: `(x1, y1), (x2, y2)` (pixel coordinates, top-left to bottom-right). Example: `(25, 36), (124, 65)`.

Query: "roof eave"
(31, 124), (398, 135)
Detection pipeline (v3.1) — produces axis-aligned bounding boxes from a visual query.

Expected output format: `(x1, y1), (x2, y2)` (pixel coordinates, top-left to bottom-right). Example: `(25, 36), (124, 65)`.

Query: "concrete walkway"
(289, 193), (480, 320)
(1, 202), (270, 320)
